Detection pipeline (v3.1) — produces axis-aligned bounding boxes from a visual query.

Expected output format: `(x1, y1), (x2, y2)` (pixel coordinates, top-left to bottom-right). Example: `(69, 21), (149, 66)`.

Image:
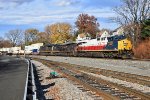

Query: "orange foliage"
(133, 38), (150, 59)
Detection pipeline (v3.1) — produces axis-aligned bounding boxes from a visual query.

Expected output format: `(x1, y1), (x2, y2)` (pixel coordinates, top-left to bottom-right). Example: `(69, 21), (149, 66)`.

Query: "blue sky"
(0, 0), (122, 37)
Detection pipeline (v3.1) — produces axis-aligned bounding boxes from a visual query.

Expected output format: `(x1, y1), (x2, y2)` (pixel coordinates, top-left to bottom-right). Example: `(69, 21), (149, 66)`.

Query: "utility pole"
(24, 33), (26, 58)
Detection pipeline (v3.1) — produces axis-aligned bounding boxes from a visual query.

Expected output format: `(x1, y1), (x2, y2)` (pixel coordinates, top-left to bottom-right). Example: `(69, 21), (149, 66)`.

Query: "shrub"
(133, 38), (150, 59)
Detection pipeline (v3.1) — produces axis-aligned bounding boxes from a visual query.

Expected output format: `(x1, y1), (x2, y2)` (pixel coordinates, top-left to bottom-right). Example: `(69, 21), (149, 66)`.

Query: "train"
(39, 33), (133, 58)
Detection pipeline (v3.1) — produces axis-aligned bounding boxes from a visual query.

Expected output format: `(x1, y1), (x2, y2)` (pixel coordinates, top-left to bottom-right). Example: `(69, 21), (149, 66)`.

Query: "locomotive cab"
(105, 34), (132, 51)
(118, 36), (132, 51)
(105, 35), (120, 50)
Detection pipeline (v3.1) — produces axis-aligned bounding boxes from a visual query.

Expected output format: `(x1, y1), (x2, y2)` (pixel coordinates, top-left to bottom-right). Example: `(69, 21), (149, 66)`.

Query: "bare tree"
(25, 28), (39, 45)
(113, 0), (150, 46)
(5, 29), (23, 47)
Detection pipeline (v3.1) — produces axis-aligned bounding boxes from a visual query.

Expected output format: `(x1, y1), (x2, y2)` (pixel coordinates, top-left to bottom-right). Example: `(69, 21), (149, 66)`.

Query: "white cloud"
(55, 0), (80, 7)
(0, 8), (115, 25)
(0, 0), (34, 9)
(0, 0), (33, 4)
(0, 0), (118, 30)
(82, 7), (116, 18)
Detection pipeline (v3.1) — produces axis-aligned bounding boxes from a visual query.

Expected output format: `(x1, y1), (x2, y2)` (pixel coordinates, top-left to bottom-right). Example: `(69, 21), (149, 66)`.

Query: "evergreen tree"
(141, 19), (150, 40)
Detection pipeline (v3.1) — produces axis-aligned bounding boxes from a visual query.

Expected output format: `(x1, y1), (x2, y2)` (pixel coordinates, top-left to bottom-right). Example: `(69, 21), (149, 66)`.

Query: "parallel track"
(34, 58), (150, 100)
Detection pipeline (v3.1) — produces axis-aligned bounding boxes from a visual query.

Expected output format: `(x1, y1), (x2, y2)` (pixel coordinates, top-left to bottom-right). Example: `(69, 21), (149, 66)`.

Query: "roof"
(78, 33), (86, 38)
(97, 29), (110, 36)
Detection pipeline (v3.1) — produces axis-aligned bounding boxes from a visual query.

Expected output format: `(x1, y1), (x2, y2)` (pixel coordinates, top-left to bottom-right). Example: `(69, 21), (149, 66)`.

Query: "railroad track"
(46, 59), (150, 86)
(33, 58), (150, 100)
(77, 67), (150, 86)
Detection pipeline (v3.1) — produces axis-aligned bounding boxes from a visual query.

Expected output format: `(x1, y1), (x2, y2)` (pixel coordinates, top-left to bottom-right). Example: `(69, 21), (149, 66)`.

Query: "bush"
(133, 38), (150, 59)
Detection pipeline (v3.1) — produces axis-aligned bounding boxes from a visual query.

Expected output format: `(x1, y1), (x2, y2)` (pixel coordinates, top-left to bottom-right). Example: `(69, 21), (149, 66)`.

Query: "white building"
(0, 47), (24, 54)
(25, 43), (43, 54)
(112, 27), (124, 36)
(9, 47), (21, 54)
(0, 48), (10, 53)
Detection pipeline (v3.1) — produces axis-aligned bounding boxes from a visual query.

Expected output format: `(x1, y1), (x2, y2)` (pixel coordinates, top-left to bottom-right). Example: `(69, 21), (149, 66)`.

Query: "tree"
(45, 23), (73, 44)
(0, 37), (3, 43)
(141, 19), (150, 39)
(0, 39), (12, 48)
(5, 29), (23, 47)
(75, 13), (100, 38)
(25, 28), (39, 45)
(37, 32), (50, 44)
(0, 37), (14, 48)
(44, 25), (53, 43)
(113, 0), (150, 46)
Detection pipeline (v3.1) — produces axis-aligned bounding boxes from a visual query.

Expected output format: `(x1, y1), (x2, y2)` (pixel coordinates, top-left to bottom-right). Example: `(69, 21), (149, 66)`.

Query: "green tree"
(141, 19), (150, 39)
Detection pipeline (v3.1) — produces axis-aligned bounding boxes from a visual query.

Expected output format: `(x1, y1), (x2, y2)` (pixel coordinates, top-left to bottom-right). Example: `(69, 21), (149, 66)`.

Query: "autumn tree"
(5, 29), (23, 47)
(37, 32), (50, 44)
(113, 0), (150, 46)
(25, 28), (39, 45)
(75, 13), (100, 38)
(0, 37), (12, 48)
(44, 25), (53, 43)
(45, 23), (73, 44)
(0, 37), (5, 48)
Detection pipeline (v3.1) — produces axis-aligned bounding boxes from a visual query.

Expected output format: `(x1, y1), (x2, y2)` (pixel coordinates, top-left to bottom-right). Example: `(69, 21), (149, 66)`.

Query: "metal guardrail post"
(23, 59), (29, 100)
(23, 59), (36, 100)
(31, 62), (36, 100)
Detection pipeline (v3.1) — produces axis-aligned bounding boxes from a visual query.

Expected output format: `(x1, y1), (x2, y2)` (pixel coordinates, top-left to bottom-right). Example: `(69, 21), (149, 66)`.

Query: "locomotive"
(39, 33), (133, 58)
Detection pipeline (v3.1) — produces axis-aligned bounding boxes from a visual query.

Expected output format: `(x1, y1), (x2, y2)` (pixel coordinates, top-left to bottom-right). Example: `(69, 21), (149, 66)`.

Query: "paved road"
(0, 55), (28, 100)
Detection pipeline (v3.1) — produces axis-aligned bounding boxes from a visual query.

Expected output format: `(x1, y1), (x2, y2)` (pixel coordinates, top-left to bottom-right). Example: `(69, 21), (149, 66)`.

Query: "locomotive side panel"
(118, 38), (132, 51)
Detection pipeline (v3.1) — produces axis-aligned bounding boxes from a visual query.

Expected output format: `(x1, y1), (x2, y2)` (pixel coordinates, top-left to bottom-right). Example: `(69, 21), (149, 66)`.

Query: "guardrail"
(24, 59), (36, 100)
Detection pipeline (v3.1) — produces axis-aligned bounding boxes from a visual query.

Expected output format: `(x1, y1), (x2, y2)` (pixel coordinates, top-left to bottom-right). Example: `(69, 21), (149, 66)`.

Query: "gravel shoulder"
(31, 55), (150, 77)
(32, 60), (97, 100)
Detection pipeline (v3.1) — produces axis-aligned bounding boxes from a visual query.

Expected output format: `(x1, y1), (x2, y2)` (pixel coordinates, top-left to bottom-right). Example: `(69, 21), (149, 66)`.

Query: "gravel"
(32, 60), (99, 100)
(31, 55), (150, 77)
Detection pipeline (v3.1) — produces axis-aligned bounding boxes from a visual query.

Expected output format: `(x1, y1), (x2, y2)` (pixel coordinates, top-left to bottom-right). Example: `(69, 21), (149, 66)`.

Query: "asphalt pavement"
(0, 55), (28, 100)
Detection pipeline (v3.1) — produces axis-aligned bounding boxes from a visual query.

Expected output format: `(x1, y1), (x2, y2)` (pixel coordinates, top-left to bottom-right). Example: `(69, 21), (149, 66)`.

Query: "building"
(9, 47), (21, 54)
(76, 33), (91, 43)
(112, 27), (124, 36)
(25, 43), (43, 54)
(0, 47), (23, 54)
(97, 29), (110, 38)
